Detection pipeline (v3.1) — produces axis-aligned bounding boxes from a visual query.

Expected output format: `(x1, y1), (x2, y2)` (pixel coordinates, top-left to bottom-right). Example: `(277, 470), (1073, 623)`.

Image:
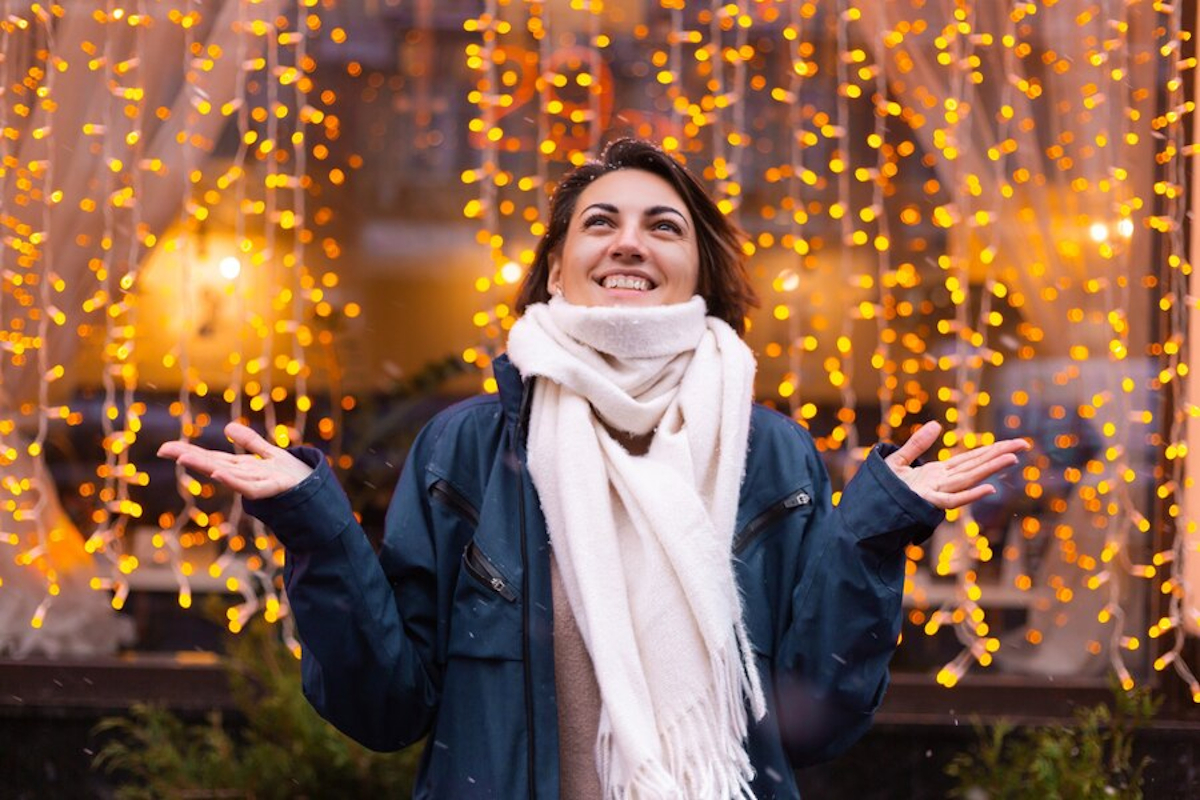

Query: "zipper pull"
(490, 577), (506, 593)
(785, 490), (811, 508)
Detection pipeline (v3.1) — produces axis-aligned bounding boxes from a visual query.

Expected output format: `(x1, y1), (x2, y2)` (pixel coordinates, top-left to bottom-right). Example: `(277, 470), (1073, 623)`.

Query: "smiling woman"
(516, 137), (758, 333)
(547, 169), (701, 307)
(158, 138), (1027, 800)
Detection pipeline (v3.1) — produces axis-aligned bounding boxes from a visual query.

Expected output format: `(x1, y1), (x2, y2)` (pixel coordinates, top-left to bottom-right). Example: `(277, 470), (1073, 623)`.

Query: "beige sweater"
(551, 556), (605, 800)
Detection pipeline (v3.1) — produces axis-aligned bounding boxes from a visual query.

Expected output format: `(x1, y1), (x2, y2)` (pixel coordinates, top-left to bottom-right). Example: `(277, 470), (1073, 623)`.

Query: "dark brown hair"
(514, 138), (759, 334)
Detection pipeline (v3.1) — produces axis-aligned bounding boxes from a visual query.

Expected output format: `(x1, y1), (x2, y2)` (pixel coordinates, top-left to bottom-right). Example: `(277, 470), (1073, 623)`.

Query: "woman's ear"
(546, 253), (563, 297)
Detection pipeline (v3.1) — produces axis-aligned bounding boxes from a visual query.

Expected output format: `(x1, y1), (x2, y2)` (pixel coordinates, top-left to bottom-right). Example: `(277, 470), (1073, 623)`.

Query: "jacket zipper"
(430, 479), (480, 527)
(462, 541), (517, 602)
(733, 488), (812, 555)
(516, 377), (537, 800)
(431, 479), (516, 601)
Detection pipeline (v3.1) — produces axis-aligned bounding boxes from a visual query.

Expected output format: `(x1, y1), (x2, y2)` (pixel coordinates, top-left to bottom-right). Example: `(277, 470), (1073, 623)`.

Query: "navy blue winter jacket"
(245, 354), (943, 799)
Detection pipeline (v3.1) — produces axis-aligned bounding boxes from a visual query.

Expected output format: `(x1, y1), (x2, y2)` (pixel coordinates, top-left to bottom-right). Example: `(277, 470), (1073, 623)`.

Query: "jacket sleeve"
(773, 438), (943, 766)
(242, 435), (442, 752)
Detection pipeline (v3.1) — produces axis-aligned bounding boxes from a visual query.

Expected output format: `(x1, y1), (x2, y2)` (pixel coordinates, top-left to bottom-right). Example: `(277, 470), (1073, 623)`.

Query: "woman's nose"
(610, 224), (647, 261)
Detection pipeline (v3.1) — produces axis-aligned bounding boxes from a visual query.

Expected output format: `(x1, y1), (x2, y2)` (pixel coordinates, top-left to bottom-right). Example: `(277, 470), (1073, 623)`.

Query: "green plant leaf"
(91, 617), (421, 797)
(944, 676), (1158, 800)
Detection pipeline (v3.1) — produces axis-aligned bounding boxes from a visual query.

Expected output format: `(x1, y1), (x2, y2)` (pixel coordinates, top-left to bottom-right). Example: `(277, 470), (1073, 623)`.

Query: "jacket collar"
(493, 353), (528, 430)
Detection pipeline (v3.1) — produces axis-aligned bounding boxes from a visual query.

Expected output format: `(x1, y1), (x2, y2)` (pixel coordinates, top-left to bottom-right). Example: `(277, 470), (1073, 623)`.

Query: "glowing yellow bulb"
(218, 256), (241, 280)
(500, 261), (523, 284)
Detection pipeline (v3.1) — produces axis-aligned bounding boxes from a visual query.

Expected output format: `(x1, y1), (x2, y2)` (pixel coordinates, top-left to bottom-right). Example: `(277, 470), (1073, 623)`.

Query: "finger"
(888, 421), (942, 467)
(165, 442), (240, 464)
(158, 440), (234, 460)
(941, 442), (1001, 470)
(225, 422), (278, 459)
(157, 441), (186, 459)
(159, 439), (245, 475)
(929, 483), (997, 511)
(940, 453), (1020, 493)
(941, 438), (1030, 471)
(172, 449), (239, 478)
(981, 438), (1031, 458)
(939, 445), (1006, 479)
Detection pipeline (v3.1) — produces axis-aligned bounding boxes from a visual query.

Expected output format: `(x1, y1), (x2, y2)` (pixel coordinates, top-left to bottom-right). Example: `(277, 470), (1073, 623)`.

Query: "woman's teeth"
(601, 275), (652, 291)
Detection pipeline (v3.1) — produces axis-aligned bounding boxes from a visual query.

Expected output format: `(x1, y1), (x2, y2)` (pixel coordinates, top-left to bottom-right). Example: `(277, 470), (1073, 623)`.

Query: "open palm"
(885, 421), (1029, 510)
(157, 422), (314, 500)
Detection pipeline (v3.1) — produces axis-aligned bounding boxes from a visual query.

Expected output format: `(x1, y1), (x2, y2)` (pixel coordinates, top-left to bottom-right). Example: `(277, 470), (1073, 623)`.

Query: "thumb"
(888, 420), (942, 467)
(225, 422), (277, 458)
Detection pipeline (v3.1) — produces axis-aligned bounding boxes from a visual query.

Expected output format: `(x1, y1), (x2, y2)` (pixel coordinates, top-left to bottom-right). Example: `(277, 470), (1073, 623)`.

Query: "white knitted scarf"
(506, 296), (766, 800)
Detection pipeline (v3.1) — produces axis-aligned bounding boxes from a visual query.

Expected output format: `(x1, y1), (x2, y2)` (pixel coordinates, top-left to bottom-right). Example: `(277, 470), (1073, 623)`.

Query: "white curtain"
(860, 0), (1157, 354)
(0, 0), (283, 657)
(858, 0), (1162, 674)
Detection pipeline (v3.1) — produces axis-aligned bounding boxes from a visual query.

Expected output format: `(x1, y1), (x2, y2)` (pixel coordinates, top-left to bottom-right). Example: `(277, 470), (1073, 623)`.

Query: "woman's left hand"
(884, 421), (1030, 510)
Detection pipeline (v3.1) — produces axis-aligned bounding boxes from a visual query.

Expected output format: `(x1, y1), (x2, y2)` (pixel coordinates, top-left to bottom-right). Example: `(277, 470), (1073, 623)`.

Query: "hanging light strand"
(260, 9), (282, 439)
(1153, 0), (1199, 697)
(927, 0), (988, 689)
(782, 0), (809, 426)
(868, 3), (896, 444)
(23, 3), (62, 631)
(470, 0), (502, 387)
(224, 0), (254, 564)
(833, 0), (859, 476)
(229, 0), (270, 636)
(164, 0), (207, 619)
(668, 0), (684, 148)
(91, 0), (150, 602)
(708, 1), (729, 211)
(290, 0), (311, 443)
(1103, 0), (1141, 695)
(587, 0), (602, 156)
(0, 0), (19, 578)
(534, 0), (550, 227)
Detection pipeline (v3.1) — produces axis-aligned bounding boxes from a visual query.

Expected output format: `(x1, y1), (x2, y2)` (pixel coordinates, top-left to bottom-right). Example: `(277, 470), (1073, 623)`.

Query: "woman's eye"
(653, 220), (682, 234)
(583, 215), (612, 228)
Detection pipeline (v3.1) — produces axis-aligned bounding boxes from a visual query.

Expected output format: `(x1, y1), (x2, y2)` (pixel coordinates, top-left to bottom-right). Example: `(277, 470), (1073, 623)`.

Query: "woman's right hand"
(157, 422), (314, 500)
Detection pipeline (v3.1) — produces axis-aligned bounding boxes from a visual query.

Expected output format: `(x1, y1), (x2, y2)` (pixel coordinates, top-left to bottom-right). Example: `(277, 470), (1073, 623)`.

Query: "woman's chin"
(571, 287), (662, 307)
(592, 288), (702, 308)
(603, 290), (661, 305)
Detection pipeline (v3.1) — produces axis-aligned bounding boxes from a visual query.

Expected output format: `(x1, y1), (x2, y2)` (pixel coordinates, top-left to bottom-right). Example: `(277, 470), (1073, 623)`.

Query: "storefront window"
(1, 1), (1192, 702)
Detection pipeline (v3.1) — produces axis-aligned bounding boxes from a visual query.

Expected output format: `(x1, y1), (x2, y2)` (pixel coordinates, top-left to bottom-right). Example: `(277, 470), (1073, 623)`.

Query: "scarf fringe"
(735, 616), (767, 722)
(597, 645), (761, 800)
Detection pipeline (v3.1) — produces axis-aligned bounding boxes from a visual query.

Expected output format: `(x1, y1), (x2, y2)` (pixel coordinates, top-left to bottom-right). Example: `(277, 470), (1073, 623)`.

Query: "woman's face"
(547, 168), (700, 308)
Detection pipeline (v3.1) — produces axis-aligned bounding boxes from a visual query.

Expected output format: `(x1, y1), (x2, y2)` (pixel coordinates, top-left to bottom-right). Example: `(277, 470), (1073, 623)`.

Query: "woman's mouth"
(599, 274), (654, 291)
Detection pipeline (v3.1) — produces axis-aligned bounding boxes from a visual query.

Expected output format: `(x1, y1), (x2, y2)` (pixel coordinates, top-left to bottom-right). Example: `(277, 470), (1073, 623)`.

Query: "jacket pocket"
(447, 538), (523, 661)
(735, 485), (815, 659)
(733, 486), (813, 555)
(430, 478), (480, 527)
(462, 540), (517, 602)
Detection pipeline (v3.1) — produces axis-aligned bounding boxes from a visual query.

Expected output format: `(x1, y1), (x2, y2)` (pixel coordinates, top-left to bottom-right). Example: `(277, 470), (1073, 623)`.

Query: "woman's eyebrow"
(646, 205), (688, 225)
(580, 202), (689, 228)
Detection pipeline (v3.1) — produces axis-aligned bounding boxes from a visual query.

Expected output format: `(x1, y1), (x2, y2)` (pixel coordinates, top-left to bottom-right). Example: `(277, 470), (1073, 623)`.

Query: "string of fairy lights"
(86, 0), (154, 617)
(0, 0), (1198, 699)
(27, 2), (59, 628)
(0, 5), (10, 592)
(0, 0), (349, 655)
(453, 0), (1198, 692)
(1154, 0), (1200, 696)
